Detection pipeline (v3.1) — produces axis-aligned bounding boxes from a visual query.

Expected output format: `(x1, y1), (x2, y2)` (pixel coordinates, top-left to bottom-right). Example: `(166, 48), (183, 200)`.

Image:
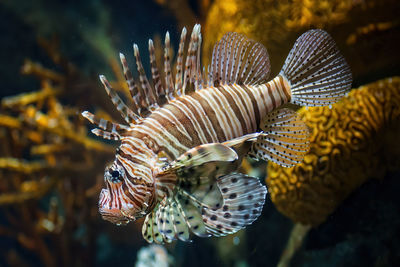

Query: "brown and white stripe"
(132, 74), (291, 160)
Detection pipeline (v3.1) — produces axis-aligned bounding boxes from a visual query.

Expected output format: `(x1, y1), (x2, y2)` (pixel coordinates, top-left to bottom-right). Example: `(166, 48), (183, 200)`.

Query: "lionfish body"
(83, 25), (352, 243)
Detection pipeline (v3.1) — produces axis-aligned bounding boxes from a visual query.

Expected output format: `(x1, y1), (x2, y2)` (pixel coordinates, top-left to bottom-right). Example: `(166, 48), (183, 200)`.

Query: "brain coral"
(203, 0), (400, 80)
(266, 77), (400, 226)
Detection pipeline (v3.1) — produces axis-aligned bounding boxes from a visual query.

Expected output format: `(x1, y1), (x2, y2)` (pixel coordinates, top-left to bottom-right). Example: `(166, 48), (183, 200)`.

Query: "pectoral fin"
(148, 141), (268, 243)
(171, 143), (238, 170)
(157, 143), (240, 211)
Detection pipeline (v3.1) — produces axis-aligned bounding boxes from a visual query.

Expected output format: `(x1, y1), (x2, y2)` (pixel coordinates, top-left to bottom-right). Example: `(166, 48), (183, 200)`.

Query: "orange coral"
(203, 0), (400, 79)
(266, 77), (400, 226)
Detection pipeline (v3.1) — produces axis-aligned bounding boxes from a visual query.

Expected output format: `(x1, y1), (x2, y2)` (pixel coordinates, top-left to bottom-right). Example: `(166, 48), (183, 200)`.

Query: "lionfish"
(82, 25), (352, 243)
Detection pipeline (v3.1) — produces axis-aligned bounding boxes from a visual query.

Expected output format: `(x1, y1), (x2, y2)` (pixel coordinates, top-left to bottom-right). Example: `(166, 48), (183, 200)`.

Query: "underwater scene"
(0, 0), (399, 266)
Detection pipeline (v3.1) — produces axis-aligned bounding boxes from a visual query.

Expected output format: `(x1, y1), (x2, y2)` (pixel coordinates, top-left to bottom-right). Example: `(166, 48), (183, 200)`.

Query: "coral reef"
(0, 35), (130, 266)
(266, 77), (400, 226)
(203, 0), (400, 82)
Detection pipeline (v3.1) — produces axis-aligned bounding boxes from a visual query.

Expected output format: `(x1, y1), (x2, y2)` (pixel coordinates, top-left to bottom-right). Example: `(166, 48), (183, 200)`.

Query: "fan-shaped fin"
(176, 191), (210, 237)
(142, 210), (165, 244)
(280, 29), (352, 106)
(201, 173), (267, 236)
(156, 198), (175, 243)
(142, 196), (193, 243)
(249, 108), (310, 167)
(171, 199), (190, 241)
(209, 32), (271, 86)
(142, 212), (154, 243)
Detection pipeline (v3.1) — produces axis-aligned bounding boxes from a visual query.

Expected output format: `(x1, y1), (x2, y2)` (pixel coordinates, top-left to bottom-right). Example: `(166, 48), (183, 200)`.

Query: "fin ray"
(210, 32), (271, 86)
(99, 75), (139, 125)
(149, 39), (167, 106)
(81, 110), (130, 140)
(249, 108), (310, 167)
(202, 173), (267, 236)
(280, 29), (352, 106)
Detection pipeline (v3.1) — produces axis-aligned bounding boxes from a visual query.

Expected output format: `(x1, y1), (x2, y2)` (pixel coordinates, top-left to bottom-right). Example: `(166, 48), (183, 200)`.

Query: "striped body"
(134, 75), (291, 160)
(100, 75), (290, 216)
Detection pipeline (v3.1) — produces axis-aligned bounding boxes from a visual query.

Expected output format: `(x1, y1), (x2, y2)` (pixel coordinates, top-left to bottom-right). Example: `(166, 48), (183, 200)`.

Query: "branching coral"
(266, 77), (400, 227)
(0, 37), (128, 266)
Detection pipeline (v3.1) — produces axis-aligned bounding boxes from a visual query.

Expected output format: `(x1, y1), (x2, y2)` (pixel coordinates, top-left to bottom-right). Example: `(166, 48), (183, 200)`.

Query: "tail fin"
(280, 29), (352, 106)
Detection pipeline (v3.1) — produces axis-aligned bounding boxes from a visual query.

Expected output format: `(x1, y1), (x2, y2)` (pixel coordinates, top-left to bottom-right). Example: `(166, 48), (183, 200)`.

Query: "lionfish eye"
(109, 169), (122, 183)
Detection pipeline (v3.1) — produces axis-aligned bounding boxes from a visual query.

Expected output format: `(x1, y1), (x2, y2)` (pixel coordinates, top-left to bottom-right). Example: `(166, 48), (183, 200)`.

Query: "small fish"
(82, 25), (352, 243)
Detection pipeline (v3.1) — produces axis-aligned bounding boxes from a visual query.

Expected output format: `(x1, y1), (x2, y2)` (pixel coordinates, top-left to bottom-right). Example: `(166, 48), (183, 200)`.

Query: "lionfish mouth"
(98, 189), (131, 225)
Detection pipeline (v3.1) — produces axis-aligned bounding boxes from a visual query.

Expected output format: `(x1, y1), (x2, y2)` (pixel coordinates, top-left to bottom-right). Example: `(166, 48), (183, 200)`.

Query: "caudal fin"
(280, 29), (352, 106)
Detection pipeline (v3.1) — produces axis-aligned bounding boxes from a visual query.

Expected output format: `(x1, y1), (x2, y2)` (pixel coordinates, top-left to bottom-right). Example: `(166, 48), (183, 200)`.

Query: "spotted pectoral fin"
(144, 173), (267, 243)
(142, 197), (191, 243)
(177, 173), (267, 238)
(202, 173), (267, 236)
(142, 194), (205, 243)
(169, 143), (241, 208)
(142, 210), (165, 244)
(249, 108), (310, 167)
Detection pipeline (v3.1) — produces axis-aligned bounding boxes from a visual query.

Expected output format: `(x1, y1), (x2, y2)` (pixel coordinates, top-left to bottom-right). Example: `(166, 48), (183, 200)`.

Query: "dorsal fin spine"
(221, 36), (227, 85)
(99, 75), (139, 125)
(133, 44), (158, 109)
(195, 33), (202, 90)
(148, 39), (167, 105)
(182, 29), (193, 94)
(182, 24), (202, 94)
(81, 110), (132, 140)
(175, 27), (187, 96)
(91, 128), (120, 140)
(163, 31), (175, 101)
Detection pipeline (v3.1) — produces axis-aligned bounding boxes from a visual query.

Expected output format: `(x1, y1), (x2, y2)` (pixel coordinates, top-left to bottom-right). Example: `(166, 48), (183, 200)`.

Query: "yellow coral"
(0, 36), (121, 266)
(266, 77), (400, 226)
(203, 0), (400, 79)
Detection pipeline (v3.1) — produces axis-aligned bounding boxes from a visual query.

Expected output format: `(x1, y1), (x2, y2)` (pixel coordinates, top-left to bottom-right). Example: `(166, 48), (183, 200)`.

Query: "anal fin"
(249, 108), (310, 167)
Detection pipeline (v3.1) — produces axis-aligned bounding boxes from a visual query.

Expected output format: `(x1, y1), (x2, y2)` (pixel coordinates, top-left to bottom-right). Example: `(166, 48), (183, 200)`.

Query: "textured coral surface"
(203, 0), (400, 82)
(266, 77), (400, 226)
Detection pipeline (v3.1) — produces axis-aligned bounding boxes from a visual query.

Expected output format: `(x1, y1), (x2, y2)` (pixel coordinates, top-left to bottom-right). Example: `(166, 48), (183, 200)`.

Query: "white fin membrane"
(209, 32), (271, 86)
(143, 172), (267, 243)
(280, 29), (352, 106)
(202, 173), (267, 237)
(249, 108), (310, 167)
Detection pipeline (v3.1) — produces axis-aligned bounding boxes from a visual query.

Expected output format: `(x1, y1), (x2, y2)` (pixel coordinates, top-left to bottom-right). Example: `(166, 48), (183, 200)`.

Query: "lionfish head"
(98, 159), (156, 225)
